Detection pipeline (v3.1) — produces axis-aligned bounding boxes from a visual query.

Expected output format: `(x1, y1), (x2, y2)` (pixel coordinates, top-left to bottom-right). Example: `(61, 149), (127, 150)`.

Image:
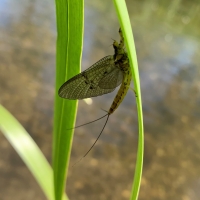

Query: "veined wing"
(58, 55), (124, 99)
(98, 66), (123, 89)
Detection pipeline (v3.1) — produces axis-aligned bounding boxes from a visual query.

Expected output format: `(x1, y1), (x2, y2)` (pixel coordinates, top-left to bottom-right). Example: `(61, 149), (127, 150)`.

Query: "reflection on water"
(0, 0), (200, 200)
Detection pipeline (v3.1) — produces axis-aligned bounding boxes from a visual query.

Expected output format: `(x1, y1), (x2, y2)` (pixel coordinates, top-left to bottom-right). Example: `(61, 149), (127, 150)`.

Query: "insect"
(58, 28), (132, 157)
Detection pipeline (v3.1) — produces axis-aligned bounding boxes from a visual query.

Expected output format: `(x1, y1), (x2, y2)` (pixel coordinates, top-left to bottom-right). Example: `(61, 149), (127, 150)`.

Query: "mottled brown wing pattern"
(58, 55), (124, 99)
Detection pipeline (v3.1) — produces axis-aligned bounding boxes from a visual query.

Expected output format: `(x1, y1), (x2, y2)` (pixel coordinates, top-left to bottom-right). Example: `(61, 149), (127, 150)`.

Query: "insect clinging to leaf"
(58, 28), (132, 157)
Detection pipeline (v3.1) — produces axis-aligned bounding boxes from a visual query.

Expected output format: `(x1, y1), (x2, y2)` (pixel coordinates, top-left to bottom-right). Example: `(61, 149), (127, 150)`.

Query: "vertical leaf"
(53, 1), (84, 200)
(113, 0), (144, 200)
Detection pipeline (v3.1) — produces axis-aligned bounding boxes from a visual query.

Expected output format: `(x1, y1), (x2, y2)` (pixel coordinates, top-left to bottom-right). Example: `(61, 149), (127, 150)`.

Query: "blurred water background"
(0, 0), (200, 199)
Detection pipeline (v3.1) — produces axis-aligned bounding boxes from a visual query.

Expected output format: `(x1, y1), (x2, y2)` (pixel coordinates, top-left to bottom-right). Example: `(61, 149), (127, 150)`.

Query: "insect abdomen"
(108, 69), (132, 115)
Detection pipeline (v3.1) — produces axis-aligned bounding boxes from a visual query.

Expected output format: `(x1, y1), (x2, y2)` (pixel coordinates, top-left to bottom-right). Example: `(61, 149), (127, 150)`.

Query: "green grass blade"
(0, 104), (56, 200)
(53, 1), (84, 200)
(113, 0), (144, 200)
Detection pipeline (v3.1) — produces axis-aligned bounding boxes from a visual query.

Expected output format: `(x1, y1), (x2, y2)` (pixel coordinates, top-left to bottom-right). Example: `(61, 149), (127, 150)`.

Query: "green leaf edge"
(113, 0), (144, 200)
(0, 104), (63, 200)
(53, 1), (84, 200)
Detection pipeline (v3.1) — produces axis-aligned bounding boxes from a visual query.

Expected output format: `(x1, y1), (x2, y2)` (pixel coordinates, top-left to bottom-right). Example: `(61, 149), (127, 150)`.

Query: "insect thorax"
(115, 52), (129, 73)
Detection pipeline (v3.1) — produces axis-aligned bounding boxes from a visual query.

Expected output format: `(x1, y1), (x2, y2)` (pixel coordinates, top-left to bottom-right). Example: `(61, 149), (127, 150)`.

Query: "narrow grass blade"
(53, 1), (84, 200)
(0, 104), (57, 200)
(113, 0), (144, 200)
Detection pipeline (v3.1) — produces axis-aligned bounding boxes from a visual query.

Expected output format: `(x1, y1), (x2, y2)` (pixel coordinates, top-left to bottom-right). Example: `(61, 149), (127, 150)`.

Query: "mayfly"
(58, 28), (132, 157)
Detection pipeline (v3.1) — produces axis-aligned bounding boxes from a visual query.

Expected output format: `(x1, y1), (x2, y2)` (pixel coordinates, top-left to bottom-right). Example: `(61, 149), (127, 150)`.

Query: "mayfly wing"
(58, 55), (124, 99)
(98, 66), (123, 89)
